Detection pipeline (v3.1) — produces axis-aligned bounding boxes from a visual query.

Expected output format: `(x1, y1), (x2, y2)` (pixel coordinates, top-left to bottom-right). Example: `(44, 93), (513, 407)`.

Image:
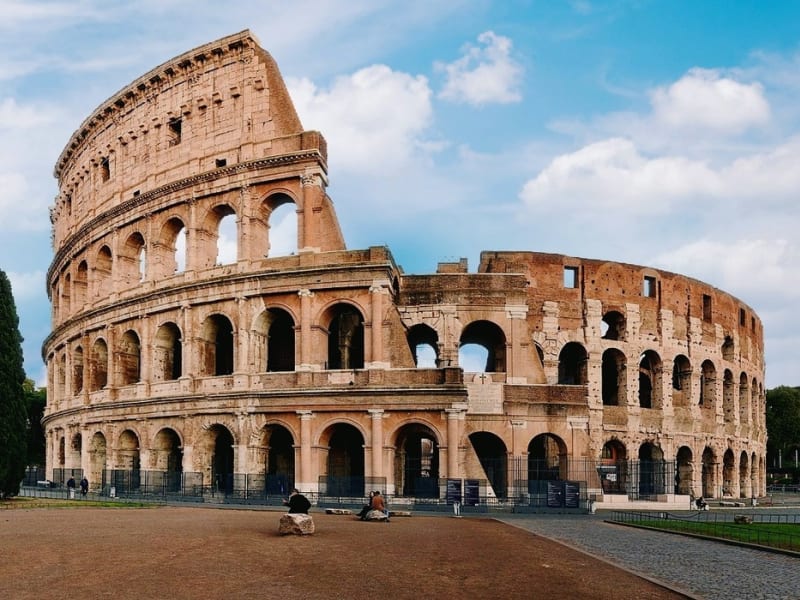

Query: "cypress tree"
(0, 270), (27, 497)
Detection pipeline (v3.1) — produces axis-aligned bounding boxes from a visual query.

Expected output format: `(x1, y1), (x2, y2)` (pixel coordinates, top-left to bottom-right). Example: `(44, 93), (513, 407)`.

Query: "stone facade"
(43, 30), (766, 503)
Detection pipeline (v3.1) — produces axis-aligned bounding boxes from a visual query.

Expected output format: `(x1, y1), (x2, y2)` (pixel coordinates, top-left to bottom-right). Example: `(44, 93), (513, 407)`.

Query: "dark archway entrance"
(676, 446), (693, 496)
(210, 425), (235, 494)
(395, 424), (439, 498)
(324, 424), (365, 497)
(263, 425), (294, 495)
(637, 442), (666, 499)
(527, 433), (566, 494)
(468, 432), (507, 499)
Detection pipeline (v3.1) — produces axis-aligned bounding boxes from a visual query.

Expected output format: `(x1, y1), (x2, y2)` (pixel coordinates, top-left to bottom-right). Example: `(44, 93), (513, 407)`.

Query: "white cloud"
(288, 65), (434, 174)
(436, 31), (523, 106)
(651, 239), (800, 305)
(650, 68), (770, 134)
(520, 138), (719, 214)
(0, 97), (59, 129)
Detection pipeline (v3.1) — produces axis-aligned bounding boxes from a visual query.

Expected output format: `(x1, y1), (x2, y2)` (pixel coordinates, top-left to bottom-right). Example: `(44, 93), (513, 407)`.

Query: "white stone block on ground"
(279, 513), (315, 535)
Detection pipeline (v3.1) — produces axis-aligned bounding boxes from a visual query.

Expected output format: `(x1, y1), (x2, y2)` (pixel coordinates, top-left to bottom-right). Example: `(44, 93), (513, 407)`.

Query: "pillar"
(298, 289), (314, 370)
(446, 407), (465, 478)
(297, 410), (313, 491)
(368, 409), (384, 479)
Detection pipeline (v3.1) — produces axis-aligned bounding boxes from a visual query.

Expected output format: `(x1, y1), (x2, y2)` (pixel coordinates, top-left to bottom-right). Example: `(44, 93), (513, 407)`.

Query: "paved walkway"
(498, 513), (800, 600)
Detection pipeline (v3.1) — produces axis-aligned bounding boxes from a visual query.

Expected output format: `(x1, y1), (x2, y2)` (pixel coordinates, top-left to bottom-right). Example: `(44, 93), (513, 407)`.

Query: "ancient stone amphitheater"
(42, 30), (766, 508)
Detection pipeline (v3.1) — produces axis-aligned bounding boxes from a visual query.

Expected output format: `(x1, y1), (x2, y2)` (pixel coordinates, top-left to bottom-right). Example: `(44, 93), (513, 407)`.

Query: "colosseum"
(42, 30), (766, 510)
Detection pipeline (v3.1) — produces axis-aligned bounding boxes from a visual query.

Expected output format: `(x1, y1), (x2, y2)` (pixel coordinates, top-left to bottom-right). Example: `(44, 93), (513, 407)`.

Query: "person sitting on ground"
(695, 496), (707, 510)
(357, 491), (375, 520)
(283, 488), (311, 514)
(370, 490), (389, 521)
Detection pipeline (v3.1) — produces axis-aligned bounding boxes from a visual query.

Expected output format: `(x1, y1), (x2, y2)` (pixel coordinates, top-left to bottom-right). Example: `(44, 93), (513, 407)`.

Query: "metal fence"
(608, 510), (800, 552)
(21, 457), (682, 509)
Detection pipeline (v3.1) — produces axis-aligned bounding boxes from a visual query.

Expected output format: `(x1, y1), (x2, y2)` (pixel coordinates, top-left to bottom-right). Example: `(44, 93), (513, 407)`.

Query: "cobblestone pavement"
(497, 513), (800, 600)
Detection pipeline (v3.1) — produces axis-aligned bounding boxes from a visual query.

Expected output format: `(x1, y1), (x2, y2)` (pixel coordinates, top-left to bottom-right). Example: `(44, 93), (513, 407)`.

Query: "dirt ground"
(0, 503), (687, 600)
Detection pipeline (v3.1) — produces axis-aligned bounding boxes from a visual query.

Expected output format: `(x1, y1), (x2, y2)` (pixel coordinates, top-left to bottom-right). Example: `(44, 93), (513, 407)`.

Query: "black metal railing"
(608, 510), (800, 552)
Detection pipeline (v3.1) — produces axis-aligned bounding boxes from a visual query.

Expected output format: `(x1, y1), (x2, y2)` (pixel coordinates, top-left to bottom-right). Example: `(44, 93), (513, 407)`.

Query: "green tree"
(23, 379), (46, 467)
(0, 270), (27, 497)
(766, 386), (800, 468)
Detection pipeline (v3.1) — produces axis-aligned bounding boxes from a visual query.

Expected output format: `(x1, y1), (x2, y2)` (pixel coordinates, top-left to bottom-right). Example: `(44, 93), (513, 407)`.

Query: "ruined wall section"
(50, 30), (322, 250)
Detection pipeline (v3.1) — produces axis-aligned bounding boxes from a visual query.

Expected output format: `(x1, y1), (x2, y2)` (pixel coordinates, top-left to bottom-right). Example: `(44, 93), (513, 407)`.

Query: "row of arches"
(50, 308), (517, 400)
(559, 342), (763, 425)
(51, 195), (298, 321)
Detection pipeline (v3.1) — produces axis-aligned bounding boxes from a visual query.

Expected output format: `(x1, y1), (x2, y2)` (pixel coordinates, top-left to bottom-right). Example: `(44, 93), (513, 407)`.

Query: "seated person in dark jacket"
(284, 488), (311, 514)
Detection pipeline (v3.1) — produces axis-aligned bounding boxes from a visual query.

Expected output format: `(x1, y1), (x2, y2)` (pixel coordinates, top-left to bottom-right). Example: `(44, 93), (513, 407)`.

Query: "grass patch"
(635, 519), (800, 551)
(1, 497), (157, 510)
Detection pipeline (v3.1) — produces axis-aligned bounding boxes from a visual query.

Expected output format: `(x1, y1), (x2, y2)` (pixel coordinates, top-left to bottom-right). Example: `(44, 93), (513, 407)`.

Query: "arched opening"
(751, 451), (758, 497)
(721, 335), (734, 361)
(75, 261), (88, 309)
(407, 324), (439, 368)
(257, 308), (295, 371)
(262, 425), (295, 496)
(751, 378), (759, 428)
(62, 273), (71, 315)
(394, 424), (439, 498)
(89, 432), (107, 492)
(153, 428), (183, 492)
(723, 370), (735, 427)
(153, 322), (182, 381)
(638, 350), (662, 408)
(601, 310), (625, 341)
(73, 346), (84, 394)
(58, 436), (65, 468)
(600, 439), (628, 495)
(739, 372), (750, 425)
(722, 449), (735, 497)
(637, 442), (665, 499)
(119, 232), (146, 287)
(217, 212), (237, 265)
(527, 433), (566, 494)
(118, 330), (141, 385)
(468, 432), (507, 499)
(200, 314), (234, 376)
(265, 198), (297, 257)
(95, 246), (112, 299)
(601, 348), (626, 406)
(701, 446), (716, 498)
(676, 446), (693, 496)
(157, 217), (186, 275)
(323, 423), (365, 497)
(89, 339), (108, 391)
(739, 451), (750, 498)
(201, 424), (234, 494)
(57, 354), (66, 401)
(700, 360), (716, 408)
(460, 320), (506, 373)
(113, 430), (141, 492)
(671, 355), (692, 408)
(326, 304), (364, 370)
(558, 342), (587, 385)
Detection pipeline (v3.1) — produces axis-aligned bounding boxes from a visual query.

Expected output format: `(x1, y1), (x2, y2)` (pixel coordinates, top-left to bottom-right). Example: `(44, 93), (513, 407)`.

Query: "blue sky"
(2, 0), (800, 387)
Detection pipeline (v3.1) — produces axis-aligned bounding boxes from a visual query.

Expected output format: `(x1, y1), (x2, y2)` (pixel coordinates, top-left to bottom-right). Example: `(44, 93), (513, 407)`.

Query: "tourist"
(370, 490), (389, 522)
(67, 477), (76, 498)
(357, 491), (375, 520)
(80, 477), (89, 497)
(283, 488), (311, 514)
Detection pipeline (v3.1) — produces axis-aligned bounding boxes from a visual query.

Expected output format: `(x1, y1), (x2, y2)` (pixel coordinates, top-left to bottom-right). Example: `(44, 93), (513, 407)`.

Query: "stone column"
(298, 289), (314, 370)
(368, 409), (384, 479)
(300, 174), (322, 252)
(506, 304), (528, 384)
(297, 410), (313, 490)
(368, 282), (390, 368)
(446, 407), (465, 478)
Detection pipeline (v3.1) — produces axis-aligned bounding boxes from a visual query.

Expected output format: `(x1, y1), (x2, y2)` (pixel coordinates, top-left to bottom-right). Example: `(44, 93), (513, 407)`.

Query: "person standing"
(67, 477), (76, 499)
(80, 477), (89, 497)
